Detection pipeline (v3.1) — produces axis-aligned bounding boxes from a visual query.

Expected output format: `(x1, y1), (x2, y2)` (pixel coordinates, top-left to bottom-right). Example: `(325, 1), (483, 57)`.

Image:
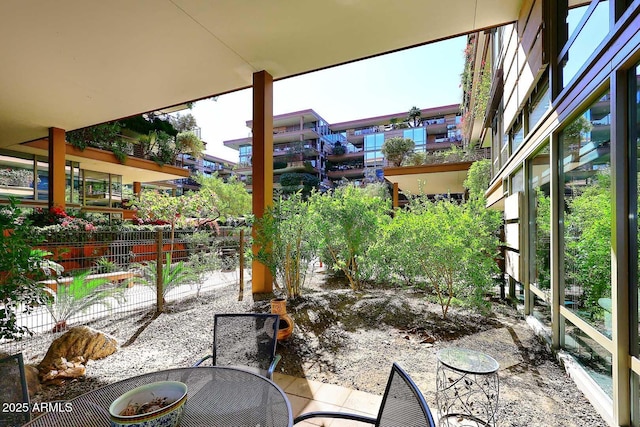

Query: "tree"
(170, 113), (198, 133)
(408, 106), (422, 127)
(463, 159), (492, 206)
(193, 174), (251, 223)
(176, 131), (205, 159)
(253, 192), (317, 298)
(381, 137), (415, 167)
(130, 190), (189, 260)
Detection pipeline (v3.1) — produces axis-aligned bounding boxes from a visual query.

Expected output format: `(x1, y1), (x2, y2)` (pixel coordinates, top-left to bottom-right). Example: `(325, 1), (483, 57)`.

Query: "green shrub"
(309, 185), (390, 290)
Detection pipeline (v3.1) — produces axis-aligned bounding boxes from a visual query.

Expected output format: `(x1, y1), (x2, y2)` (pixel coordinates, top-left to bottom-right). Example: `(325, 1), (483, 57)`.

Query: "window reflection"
(0, 154), (35, 199)
(530, 144), (551, 299)
(562, 1), (610, 87)
(561, 91), (611, 334)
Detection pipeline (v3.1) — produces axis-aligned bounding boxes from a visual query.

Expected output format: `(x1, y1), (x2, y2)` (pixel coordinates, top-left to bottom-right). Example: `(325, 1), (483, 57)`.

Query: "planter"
(270, 298), (294, 341)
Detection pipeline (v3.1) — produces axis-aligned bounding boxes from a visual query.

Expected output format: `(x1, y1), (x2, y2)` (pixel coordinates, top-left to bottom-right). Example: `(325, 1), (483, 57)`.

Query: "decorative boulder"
(0, 352), (41, 398)
(39, 326), (118, 383)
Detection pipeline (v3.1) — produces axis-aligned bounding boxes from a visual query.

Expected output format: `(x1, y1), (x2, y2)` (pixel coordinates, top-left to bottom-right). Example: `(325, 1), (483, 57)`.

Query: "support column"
(393, 182), (399, 208)
(133, 181), (142, 197)
(48, 127), (66, 209)
(251, 70), (274, 294)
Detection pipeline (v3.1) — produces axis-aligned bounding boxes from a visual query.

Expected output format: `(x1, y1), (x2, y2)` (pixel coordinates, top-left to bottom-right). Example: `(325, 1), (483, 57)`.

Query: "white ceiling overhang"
(0, 0), (520, 149)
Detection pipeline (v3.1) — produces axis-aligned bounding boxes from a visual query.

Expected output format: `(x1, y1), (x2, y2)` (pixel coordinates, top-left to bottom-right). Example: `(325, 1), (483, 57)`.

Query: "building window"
(561, 1), (611, 88)
(511, 118), (524, 154)
(560, 89), (612, 395)
(528, 82), (551, 133)
(364, 134), (385, 167)
(66, 161), (80, 204)
(83, 171), (109, 207)
(510, 167), (524, 193)
(529, 143), (551, 325)
(403, 128), (426, 152)
(0, 153), (36, 200)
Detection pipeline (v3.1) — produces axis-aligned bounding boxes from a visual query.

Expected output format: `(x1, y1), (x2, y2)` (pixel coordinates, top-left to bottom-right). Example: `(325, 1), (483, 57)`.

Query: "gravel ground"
(18, 270), (607, 427)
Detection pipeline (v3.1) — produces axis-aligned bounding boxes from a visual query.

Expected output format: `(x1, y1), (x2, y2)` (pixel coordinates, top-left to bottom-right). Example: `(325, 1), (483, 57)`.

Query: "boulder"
(39, 326), (118, 379)
(0, 351), (42, 398)
(25, 364), (42, 396)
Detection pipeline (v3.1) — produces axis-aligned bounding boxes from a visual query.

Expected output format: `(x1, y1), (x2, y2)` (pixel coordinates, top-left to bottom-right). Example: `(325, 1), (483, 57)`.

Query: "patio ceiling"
(384, 163), (473, 196)
(0, 1), (520, 150)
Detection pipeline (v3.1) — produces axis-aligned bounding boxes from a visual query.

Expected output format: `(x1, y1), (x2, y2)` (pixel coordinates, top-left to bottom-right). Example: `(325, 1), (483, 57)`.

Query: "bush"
(309, 185), (390, 290)
(0, 200), (61, 340)
(253, 193), (317, 298)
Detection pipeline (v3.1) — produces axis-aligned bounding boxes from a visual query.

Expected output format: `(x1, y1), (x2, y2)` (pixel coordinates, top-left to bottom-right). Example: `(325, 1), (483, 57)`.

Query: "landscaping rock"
(38, 326), (118, 379)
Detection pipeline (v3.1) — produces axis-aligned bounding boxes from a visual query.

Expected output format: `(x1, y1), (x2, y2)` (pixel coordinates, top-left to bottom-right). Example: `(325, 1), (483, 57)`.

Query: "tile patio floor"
(274, 373), (439, 426)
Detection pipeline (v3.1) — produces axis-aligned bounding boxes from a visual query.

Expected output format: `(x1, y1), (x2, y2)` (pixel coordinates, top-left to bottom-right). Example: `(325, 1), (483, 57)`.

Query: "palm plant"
(130, 253), (195, 301)
(45, 271), (126, 332)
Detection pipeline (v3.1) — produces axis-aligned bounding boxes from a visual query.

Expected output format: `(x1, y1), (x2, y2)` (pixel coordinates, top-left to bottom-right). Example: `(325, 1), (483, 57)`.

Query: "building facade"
(463, 1), (640, 425)
(224, 109), (334, 191)
(224, 106), (469, 196)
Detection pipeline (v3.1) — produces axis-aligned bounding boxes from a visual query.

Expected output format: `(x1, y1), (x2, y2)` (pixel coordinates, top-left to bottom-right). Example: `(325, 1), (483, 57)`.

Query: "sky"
(189, 36), (467, 162)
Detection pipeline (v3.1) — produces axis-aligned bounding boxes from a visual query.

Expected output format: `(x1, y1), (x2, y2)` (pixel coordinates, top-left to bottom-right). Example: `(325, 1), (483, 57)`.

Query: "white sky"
(190, 36), (467, 162)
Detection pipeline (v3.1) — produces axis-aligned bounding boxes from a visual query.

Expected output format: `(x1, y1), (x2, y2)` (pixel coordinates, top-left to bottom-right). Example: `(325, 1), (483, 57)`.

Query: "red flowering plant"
(28, 206), (97, 243)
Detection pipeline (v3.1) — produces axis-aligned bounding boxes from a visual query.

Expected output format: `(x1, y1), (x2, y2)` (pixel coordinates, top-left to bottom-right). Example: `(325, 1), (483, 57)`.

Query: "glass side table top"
(436, 347), (499, 374)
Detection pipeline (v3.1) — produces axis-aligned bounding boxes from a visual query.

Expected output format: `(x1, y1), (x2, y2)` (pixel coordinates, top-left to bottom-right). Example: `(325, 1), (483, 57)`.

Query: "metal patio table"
(23, 366), (293, 427)
(435, 347), (499, 427)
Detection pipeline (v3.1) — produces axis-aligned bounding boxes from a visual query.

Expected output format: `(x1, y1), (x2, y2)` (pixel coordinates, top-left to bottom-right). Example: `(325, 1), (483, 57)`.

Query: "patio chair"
(0, 352), (31, 426)
(294, 362), (436, 427)
(194, 313), (281, 379)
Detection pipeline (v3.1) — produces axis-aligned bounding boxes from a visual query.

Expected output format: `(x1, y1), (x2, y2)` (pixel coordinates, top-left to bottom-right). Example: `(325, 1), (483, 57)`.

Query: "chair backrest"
(376, 362), (436, 427)
(213, 313), (279, 373)
(0, 352), (31, 425)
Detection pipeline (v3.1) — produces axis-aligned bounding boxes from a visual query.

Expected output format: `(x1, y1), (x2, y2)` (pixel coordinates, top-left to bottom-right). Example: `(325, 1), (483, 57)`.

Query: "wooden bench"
(40, 271), (139, 293)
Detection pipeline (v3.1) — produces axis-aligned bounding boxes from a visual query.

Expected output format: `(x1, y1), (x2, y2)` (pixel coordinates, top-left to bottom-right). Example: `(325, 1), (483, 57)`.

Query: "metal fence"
(1, 227), (250, 355)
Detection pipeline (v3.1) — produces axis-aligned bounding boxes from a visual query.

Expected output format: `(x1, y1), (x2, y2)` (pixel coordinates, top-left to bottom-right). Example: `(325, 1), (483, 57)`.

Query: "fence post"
(156, 229), (164, 314)
(238, 229), (244, 301)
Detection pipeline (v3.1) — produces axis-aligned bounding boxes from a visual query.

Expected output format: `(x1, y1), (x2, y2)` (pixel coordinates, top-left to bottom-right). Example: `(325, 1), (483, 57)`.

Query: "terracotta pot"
(270, 298), (294, 341)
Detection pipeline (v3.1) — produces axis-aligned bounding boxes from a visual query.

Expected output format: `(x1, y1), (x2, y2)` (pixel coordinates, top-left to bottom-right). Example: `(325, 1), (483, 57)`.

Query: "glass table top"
(436, 347), (499, 374)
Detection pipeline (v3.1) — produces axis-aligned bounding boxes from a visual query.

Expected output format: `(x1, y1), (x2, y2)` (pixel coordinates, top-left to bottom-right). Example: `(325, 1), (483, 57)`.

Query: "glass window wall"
(83, 171), (110, 207)
(562, 1), (611, 87)
(35, 158), (50, 202)
(403, 128), (426, 152)
(364, 134), (385, 167)
(0, 153), (35, 200)
(561, 91), (611, 331)
(529, 143), (551, 325)
(564, 318), (613, 397)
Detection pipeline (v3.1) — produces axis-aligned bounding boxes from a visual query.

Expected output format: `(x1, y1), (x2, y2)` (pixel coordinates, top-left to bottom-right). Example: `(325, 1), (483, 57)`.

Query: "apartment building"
(224, 106), (467, 196)
(463, 1), (640, 425)
(224, 109), (336, 191)
(175, 152), (236, 192)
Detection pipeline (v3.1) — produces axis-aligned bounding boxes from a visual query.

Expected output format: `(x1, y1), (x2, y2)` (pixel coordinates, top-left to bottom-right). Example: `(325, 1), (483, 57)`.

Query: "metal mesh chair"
(294, 362), (436, 427)
(194, 313), (281, 379)
(0, 352), (31, 426)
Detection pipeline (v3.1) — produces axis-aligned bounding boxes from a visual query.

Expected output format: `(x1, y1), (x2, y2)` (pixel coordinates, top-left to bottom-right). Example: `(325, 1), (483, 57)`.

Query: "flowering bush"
(27, 206), (96, 229)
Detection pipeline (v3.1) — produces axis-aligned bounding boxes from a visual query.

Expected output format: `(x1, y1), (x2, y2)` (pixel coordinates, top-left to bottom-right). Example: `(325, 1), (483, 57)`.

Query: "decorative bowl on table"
(109, 381), (187, 427)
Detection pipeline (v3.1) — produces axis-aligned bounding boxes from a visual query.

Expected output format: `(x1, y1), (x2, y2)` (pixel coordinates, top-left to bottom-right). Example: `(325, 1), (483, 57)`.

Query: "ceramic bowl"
(109, 381), (187, 427)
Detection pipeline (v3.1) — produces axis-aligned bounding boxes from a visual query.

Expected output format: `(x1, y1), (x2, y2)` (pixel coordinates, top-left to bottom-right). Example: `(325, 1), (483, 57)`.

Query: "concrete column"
(251, 70), (274, 294)
(48, 127), (66, 209)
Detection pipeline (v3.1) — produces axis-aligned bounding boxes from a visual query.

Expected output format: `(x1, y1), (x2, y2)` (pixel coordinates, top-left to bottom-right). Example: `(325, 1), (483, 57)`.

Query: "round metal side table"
(435, 347), (499, 426)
